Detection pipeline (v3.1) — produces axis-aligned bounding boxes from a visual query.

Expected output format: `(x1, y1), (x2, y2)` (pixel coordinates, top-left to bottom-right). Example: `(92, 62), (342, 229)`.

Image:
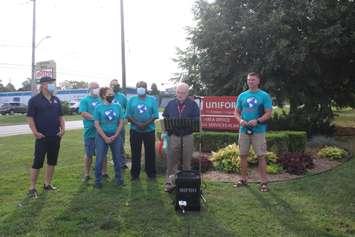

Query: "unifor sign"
(35, 60), (56, 82)
(201, 96), (239, 131)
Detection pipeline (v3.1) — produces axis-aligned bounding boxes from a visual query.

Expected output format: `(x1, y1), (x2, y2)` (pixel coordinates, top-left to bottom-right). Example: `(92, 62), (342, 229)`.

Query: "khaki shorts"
(238, 133), (267, 156)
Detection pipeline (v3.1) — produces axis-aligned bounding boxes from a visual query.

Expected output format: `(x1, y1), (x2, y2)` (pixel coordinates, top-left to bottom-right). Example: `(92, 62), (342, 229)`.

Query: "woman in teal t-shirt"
(94, 87), (124, 188)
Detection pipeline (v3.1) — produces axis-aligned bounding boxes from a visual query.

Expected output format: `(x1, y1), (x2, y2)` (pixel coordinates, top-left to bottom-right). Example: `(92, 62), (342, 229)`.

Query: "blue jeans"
(95, 132), (123, 185)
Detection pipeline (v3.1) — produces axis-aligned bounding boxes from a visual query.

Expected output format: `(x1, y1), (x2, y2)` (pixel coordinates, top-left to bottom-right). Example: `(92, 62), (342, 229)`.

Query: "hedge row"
(193, 131), (306, 154)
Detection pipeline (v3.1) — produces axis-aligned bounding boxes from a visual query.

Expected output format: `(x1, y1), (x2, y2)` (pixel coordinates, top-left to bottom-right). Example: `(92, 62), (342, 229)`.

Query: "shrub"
(61, 101), (71, 115)
(266, 151), (278, 164)
(266, 163), (283, 174)
(307, 136), (337, 149)
(278, 152), (314, 175)
(193, 131), (307, 154)
(317, 146), (348, 160)
(191, 156), (213, 173)
(210, 144), (240, 173)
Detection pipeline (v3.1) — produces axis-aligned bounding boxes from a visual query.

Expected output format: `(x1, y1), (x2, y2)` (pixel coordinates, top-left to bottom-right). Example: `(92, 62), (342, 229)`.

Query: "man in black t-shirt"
(27, 77), (65, 198)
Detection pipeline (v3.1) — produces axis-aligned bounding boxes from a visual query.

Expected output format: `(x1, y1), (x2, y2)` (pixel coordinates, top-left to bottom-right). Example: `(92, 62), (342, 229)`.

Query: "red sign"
(201, 96), (239, 131)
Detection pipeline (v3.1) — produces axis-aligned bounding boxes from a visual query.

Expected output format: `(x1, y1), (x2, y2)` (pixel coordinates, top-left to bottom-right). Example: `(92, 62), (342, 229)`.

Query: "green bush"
(317, 146), (348, 160)
(61, 101), (71, 115)
(210, 144), (280, 173)
(266, 163), (283, 174)
(193, 131), (307, 154)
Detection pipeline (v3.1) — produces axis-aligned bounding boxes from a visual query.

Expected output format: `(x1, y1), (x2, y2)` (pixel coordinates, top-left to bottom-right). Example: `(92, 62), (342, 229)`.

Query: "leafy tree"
(174, 0), (355, 135)
(4, 82), (16, 92)
(60, 80), (88, 89)
(18, 78), (32, 91)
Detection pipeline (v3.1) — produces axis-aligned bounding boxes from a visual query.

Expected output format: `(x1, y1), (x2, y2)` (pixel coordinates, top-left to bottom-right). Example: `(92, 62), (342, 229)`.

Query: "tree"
(59, 80), (88, 89)
(18, 78), (32, 91)
(0, 80), (5, 92)
(4, 82), (16, 92)
(174, 0), (355, 135)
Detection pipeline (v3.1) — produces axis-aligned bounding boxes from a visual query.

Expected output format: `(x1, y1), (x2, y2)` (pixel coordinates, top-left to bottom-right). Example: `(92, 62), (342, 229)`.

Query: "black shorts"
(32, 136), (61, 169)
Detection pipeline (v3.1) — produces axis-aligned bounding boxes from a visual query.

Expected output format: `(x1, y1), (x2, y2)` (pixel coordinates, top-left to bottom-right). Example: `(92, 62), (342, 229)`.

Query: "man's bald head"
(176, 83), (190, 103)
(89, 82), (99, 89)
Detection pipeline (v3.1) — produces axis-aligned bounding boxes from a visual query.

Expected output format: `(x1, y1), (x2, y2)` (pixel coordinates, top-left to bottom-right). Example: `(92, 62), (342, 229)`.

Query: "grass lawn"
(0, 130), (354, 236)
(0, 114), (82, 126)
(334, 108), (355, 128)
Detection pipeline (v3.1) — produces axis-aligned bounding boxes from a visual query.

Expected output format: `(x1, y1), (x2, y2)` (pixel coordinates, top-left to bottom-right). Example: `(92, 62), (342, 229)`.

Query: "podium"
(163, 118), (201, 212)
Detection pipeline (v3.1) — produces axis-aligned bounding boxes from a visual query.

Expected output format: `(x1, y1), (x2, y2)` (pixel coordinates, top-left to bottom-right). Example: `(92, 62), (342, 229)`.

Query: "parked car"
(69, 100), (80, 114)
(0, 102), (28, 115)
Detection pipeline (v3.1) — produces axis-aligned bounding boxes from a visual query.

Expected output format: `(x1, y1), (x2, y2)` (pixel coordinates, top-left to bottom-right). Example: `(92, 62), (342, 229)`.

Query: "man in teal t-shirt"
(126, 81), (159, 180)
(110, 79), (128, 168)
(79, 82), (108, 181)
(235, 72), (272, 192)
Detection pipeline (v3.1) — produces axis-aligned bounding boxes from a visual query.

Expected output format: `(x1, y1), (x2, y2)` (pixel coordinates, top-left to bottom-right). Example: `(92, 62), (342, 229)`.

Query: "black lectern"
(163, 118), (201, 212)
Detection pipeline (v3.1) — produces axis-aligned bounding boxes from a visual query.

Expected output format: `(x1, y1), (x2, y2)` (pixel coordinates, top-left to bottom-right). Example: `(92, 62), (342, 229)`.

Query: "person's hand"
(239, 120), (248, 127)
(104, 136), (112, 144)
(137, 122), (146, 130)
(57, 127), (65, 137)
(247, 119), (258, 127)
(34, 132), (45, 139)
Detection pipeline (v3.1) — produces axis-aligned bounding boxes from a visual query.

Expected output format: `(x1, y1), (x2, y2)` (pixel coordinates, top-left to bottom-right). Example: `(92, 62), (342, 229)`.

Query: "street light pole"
(31, 0), (36, 96)
(120, 0), (126, 90)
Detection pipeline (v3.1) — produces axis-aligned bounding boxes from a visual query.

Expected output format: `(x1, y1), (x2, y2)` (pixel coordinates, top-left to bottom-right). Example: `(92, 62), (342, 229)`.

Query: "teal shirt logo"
(137, 104), (148, 114)
(104, 109), (116, 121)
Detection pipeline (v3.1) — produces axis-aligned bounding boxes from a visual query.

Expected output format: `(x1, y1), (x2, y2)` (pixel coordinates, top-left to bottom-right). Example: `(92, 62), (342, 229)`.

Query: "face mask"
(91, 88), (100, 96)
(47, 83), (56, 93)
(137, 87), (146, 96)
(106, 95), (114, 103)
(113, 85), (120, 93)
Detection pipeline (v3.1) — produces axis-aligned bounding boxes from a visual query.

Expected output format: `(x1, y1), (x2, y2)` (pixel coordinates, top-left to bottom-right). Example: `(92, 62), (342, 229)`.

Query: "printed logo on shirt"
(137, 104), (147, 114)
(246, 97), (258, 108)
(91, 101), (98, 107)
(104, 109), (117, 121)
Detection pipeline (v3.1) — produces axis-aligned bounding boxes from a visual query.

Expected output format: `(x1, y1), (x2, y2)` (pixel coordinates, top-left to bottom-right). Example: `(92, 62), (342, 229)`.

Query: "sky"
(0, 0), (196, 90)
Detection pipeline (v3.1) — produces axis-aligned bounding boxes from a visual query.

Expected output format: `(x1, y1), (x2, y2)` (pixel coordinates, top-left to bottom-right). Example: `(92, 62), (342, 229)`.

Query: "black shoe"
(28, 189), (38, 198)
(102, 174), (110, 180)
(94, 183), (102, 189)
(122, 165), (128, 169)
(44, 184), (57, 191)
(82, 176), (91, 182)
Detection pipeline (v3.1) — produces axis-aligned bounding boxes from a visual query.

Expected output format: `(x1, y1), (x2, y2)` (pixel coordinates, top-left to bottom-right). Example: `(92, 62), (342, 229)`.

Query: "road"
(0, 120), (83, 137)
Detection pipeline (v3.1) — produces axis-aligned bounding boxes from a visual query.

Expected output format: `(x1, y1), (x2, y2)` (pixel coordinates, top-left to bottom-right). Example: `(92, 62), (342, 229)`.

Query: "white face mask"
(137, 87), (146, 96)
(47, 83), (56, 93)
(91, 88), (100, 96)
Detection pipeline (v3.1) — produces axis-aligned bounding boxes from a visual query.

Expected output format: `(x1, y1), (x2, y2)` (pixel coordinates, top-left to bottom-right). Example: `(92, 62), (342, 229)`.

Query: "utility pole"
(120, 0), (126, 90)
(31, 0), (37, 96)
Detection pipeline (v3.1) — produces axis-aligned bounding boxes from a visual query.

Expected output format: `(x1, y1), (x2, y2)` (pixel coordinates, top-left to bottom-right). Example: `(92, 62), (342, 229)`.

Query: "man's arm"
(57, 116), (65, 137)
(235, 108), (248, 127)
(27, 117), (45, 139)
(81, 112), (94, 120)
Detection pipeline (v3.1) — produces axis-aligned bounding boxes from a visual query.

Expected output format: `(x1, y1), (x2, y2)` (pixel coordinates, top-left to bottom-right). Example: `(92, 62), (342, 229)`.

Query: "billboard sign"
(35, 60), (56, 82)
(201, 96), (239, 131)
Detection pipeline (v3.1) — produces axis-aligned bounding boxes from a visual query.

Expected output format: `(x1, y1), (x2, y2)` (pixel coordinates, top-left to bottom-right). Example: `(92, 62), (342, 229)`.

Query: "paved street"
(0, 120), (83, 137)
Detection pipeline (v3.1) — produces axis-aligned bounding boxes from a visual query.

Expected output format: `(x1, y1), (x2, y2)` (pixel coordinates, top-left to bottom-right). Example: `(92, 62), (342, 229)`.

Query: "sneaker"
(27, 189), (38, 198)
(102, 174), (110, 180)
(94, 183), (102, 189)
(82, 176), (91, 182)
(121, 165), (128, 169)
(44, 184), (57, 191)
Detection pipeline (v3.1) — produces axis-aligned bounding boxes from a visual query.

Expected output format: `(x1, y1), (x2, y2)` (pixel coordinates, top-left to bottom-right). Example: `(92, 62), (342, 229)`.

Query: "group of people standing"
(26, 72), (272, 198)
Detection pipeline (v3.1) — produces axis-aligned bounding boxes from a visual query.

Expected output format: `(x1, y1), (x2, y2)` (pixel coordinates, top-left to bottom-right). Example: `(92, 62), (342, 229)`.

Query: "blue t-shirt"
(113, 92), (127, 113)
(27, 93), (63, 137)
(126, 95), (159, 133)
(94, 103), (123, 134)
(79, 95), (101, 139)
(236, 89), (272, 134)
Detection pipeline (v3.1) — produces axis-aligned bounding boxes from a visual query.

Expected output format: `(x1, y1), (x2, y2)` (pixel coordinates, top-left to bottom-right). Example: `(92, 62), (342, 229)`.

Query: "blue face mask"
(47, 83), (56, 93)
(137, 87), (146, 96)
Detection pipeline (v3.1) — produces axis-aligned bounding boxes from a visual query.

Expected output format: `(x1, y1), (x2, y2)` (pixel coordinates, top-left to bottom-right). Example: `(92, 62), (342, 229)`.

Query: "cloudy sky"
(0, 0), (196, 90)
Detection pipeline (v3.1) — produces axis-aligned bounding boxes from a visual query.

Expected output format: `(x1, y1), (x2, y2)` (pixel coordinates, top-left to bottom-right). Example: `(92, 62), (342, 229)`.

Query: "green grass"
(0, 130), (354, 236)
(0, 114), (82, 126)
(334, 108), (355, 128)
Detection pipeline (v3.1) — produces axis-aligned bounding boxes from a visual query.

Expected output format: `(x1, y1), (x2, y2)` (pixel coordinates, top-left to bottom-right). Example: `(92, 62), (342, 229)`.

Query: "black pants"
(130, 129), (156, 178)
(32, 136), (61, 169)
